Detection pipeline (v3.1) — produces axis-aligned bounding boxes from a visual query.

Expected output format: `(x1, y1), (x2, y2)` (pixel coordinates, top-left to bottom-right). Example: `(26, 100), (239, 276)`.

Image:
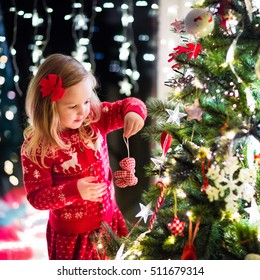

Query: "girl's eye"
(69, 105), (77, 109)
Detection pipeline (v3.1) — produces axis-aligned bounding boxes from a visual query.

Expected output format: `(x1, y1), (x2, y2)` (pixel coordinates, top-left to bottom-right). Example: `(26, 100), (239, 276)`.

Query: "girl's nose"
(77, 105), (85, 116)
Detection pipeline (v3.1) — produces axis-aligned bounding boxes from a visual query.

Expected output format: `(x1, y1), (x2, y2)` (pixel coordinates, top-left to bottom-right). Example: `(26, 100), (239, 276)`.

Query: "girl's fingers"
(83, 176), (98, 183)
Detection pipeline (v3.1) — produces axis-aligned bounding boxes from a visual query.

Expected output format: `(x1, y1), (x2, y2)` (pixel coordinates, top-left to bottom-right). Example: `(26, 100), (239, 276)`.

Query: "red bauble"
(160, 131), (173, 155)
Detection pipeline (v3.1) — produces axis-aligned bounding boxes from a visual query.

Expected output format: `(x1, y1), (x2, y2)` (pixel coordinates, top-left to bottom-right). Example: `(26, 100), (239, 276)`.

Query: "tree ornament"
(168, 190), (186, 236)
(166, 104), (187, 126)
(205, 155), (256, 213)
(184, 8), (214, 38)
(245, 253), (260, 260)
(185, 99), (204, 122)
(245, 197), (260, 223)
(255, 56), (260, 79)
(168, 216), (186, 236)
(135, 203), (153, 223)
(114, 137), (138, 188)
(181, 242), (196, 260)
(181, 217), (201, 260)
(201, 161), (209, 193)
(149, 181), (167, 231)
(160, 131), (173, 156)
(171, 19), (185, 33)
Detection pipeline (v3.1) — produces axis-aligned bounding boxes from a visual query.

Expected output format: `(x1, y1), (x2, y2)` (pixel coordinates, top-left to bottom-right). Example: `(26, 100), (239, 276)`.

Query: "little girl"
(21, 53), (147, 260)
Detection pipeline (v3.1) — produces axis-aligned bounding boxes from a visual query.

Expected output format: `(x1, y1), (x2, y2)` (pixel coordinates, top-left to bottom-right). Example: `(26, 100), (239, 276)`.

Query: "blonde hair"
(23, 53), (101, 166)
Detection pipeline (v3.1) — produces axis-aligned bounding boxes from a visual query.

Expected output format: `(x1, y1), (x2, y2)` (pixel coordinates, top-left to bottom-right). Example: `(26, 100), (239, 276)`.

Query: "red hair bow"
(39, 74), (65, 102)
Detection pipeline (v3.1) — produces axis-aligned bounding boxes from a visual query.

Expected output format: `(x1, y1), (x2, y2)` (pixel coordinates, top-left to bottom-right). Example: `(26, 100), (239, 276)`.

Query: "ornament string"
(123, 136), (130, 158)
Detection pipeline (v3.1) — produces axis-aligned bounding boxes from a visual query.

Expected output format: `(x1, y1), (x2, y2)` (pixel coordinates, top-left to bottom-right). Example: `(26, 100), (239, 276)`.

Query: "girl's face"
(56, 78), (92, 130)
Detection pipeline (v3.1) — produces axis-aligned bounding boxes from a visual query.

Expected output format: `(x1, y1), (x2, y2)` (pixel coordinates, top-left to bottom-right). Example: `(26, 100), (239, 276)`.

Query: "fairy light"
(4, 160), (14, 175)
(168, 235), (176, 244)
(117, 0), (140, 96)
(9, 175), (19, 186)
(186, 211), (192, 218)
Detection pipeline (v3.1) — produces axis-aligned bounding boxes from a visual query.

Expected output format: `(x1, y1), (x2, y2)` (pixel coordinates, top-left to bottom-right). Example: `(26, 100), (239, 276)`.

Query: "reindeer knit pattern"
(21, 97), (147, 259)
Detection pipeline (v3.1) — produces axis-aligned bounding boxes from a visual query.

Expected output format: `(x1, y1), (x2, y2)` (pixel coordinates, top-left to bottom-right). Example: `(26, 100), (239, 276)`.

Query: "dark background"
(0, 0), (158, 221)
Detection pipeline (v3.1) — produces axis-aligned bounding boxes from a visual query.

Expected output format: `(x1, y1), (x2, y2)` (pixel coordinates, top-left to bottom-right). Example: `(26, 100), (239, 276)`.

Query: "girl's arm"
(21, 154), (82, 211)
(97, 97), (147, 134)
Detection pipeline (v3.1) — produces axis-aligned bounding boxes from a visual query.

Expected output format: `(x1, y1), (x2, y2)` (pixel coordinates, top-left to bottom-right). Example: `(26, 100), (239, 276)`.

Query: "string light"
(117, 1), (139, 96)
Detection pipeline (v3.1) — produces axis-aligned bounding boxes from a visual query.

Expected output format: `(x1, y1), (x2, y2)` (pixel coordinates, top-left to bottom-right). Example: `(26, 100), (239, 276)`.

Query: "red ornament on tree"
(168, 216), (186, 236)
(160, 131), (173, 156)
(181, 217), (201, 260)
(181, 243), (197, 260)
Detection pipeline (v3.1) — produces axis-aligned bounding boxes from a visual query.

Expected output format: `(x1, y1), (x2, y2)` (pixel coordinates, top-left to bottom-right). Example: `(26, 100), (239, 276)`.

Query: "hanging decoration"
(184, 8), (215, 38)
(168, 43), (203, 70)
(148, 180), (167, 231)
(114, 137), (138, 188)
(135, 203), (153, 224)
(168, 191), (185, 236)
(166, 103), (187, 126)
(205, 155), (256, 213)
(160, 131), (173, 156)
(184, 99), (204, 122)
(181, 215), (201, 260)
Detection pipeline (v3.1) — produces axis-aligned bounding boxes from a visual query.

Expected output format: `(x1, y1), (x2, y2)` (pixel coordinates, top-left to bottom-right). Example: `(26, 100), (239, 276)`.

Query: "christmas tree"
(103, 0), (260, 260)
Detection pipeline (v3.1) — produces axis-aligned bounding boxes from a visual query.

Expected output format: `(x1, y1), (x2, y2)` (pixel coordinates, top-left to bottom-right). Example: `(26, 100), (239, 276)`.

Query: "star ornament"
(135, 203), (153, 223)
(151, 157), (165, 170)
(166, 104), (187, 126)
(170, 19), (185, 33)
(185, 99), (204, 122)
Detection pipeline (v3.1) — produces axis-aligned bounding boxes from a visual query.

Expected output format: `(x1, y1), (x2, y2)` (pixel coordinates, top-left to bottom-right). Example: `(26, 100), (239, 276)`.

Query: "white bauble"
(245, 253), (260, 260)
(184, 8), (215, 38)
(255, 56), (260, 78)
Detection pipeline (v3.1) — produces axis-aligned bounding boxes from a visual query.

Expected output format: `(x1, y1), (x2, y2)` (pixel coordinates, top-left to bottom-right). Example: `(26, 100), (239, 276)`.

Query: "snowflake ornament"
(205, 155), (256, 213)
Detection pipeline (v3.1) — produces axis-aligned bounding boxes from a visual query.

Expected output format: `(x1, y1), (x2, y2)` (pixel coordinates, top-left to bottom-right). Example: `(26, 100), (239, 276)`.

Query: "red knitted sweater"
(21, 97), (147, 235)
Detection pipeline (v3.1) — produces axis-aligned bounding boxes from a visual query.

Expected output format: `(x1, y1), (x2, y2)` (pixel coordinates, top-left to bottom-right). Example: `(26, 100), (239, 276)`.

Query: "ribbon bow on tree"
(114, 138), (138, 188)
(168, 43), (203, 69)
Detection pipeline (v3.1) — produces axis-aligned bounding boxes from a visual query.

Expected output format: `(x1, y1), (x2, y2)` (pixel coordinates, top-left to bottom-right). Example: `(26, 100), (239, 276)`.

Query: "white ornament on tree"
(245, 198), (260, 223)
(184, 8), (215, 38)
(135, 203), (153, 223)
(166, 104), (187, 126)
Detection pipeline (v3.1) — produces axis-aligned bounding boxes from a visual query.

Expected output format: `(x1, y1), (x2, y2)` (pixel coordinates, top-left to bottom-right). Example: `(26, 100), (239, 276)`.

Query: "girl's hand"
(123, 112), (145, 138)
(77, 176), (107, 202)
